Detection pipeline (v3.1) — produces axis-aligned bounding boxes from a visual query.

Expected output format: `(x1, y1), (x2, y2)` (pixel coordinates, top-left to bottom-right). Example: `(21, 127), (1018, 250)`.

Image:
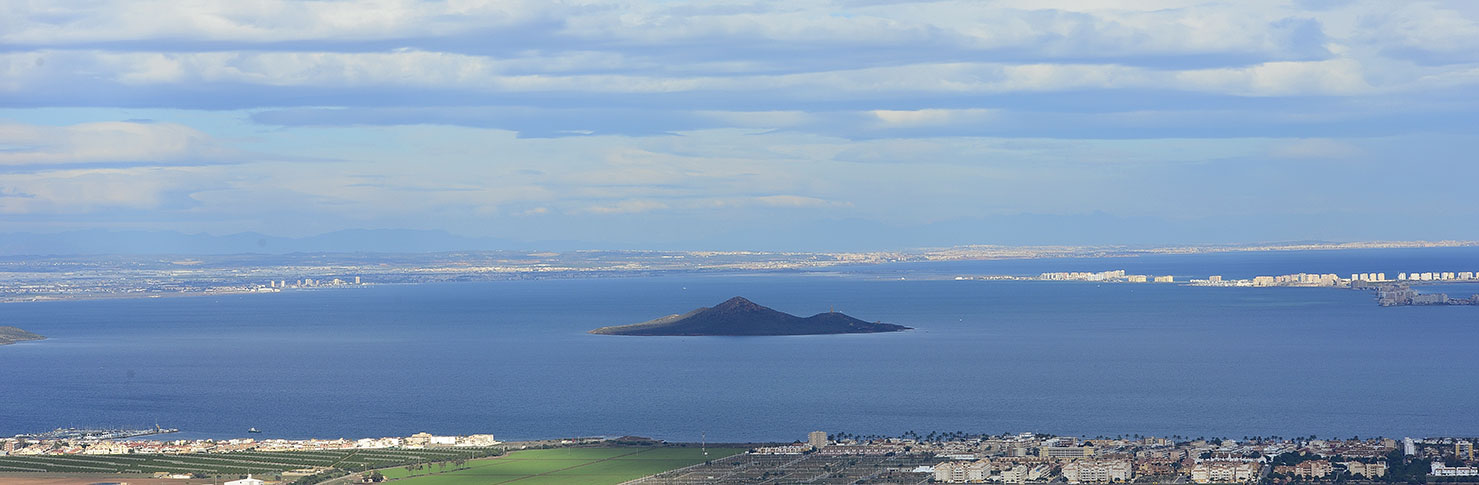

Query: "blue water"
(2, 248), (1478, 442)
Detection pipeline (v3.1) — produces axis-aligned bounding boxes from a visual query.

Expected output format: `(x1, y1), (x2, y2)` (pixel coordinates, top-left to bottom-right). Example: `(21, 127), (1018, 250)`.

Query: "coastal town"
(4, 429), (1477, 484)
(956, 268), (1479, 307)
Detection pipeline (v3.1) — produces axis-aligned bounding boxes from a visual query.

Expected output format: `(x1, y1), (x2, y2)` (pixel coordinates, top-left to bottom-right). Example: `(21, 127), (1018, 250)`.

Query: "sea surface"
(2, 247), (1478, 442)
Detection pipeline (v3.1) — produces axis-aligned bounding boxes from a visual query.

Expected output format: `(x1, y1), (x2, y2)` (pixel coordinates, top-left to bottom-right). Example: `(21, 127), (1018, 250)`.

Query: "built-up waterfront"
(955, 268), (1479, 307)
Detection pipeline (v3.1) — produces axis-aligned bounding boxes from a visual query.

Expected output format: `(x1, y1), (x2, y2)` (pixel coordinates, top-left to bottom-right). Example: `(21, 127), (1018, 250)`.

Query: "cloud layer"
(2, 1), (1478, 248)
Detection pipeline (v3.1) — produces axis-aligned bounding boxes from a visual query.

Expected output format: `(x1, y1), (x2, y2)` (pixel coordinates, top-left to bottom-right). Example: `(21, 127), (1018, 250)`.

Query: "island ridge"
(589, 296), (911, 336)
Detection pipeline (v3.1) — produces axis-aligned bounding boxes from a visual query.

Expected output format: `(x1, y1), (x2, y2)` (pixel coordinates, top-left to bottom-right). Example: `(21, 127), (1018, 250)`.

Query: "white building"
(998, 464), (1050, 483)
(1192, 461), (1258, 483)
(1039, 446), (1095, 459)
(934, 460), (989, 483)
(225, 476), (264, 485)
(1062, 460), (1132, 483)
(1432, 462), (1479, 477)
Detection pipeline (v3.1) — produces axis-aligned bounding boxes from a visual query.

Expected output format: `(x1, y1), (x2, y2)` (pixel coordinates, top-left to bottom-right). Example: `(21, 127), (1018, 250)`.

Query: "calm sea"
(2, 247), (1478, 442)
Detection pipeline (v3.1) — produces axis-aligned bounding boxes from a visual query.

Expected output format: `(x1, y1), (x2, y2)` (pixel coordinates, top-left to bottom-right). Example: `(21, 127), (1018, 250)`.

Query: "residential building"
(753, 444), (810, 454)
(934, 460), (989, 483)
(999, 464), (1051, 484)
(809, 431), (828, 449)
(1431, 462), (1479, 477)
(1039, 446), (1095, 459)
(1458, 440), (1474, 460)
(1343, 461), (1387, 478)
(1192, 461), (1259, 483)
(1062, 460), (1132, 483)
(1293, 460), (1332, 478)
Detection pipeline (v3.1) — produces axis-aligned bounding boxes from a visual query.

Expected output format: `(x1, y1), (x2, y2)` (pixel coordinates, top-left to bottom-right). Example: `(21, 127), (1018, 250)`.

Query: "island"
(0, 326), (46, 345)
(590, 296), (911, 336)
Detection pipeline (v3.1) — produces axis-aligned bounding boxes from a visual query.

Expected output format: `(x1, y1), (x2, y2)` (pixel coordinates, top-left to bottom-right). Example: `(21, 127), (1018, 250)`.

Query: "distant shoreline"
(2, 242), (1477, 305)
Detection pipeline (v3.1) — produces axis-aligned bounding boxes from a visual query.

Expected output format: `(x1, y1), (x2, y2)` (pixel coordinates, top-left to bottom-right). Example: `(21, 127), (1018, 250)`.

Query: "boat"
(248, 427), (261, 433)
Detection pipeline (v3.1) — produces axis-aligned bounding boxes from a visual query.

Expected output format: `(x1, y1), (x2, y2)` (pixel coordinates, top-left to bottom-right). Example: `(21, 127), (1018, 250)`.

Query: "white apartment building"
(1062, 460), (1132, 483)
(934, 460), (990, 483)
(1191, 461), (1259, 483)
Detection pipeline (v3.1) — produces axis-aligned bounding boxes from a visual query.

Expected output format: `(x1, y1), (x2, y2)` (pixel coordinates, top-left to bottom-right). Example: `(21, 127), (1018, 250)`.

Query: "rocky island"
(590, 296), (911, 336)
(0, 326), (46, 345)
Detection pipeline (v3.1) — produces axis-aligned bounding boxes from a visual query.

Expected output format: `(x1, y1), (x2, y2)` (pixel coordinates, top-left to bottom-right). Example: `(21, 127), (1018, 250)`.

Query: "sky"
(2, 0), (1479, 250)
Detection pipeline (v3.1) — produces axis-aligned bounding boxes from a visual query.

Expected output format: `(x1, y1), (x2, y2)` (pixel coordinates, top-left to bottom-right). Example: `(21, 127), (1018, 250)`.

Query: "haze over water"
(3, 248), (1477, 442)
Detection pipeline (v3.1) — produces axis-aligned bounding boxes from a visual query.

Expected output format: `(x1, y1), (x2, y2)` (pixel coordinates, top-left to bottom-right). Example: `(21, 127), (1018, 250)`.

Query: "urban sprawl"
(4, 430), (1477, 484)
(971, 269), (1479, 307)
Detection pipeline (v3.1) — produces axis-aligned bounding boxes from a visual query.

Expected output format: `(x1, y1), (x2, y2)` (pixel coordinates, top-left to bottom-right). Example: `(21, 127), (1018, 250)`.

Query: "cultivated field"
(385, 447), (746, 485)
(0, 447), (497, 476)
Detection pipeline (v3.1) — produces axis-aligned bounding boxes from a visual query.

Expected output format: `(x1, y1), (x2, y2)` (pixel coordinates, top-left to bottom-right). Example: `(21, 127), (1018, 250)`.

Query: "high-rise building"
(808, 431), (827, 449)
(1459, 441), (1474, 460)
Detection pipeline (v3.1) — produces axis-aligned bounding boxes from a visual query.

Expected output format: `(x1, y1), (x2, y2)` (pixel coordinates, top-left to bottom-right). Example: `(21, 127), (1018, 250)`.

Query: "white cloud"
(7, 49), (1438, 98)
(0, 121), (240, 166)
(871, 108), (995, 126)
(1174, 58), (1374, 96)
(0, 167), (210, 213)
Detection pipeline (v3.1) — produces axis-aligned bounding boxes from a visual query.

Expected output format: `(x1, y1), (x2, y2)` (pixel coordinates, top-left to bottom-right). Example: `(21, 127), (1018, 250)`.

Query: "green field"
(385, 447), (745, 485)
(0, 447), (498, 476)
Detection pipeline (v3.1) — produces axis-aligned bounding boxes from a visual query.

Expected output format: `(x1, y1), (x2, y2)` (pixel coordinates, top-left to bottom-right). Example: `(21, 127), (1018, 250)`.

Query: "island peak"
(590, 298), (910, 336)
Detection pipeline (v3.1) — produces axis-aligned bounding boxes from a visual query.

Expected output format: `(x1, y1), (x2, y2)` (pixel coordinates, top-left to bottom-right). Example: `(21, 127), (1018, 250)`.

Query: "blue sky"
(2, 0), (1479, 250)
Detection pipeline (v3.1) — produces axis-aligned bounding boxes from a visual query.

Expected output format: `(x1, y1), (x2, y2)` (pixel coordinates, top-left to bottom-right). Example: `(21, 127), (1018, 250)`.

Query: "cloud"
(0, 120), (242, 167)
(0, 166), (212, 213)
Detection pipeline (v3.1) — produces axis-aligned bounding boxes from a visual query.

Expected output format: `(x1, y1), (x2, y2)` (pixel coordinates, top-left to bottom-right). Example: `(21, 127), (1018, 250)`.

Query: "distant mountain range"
(590, 296), (911, 336)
